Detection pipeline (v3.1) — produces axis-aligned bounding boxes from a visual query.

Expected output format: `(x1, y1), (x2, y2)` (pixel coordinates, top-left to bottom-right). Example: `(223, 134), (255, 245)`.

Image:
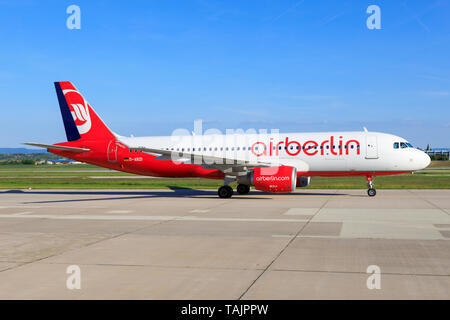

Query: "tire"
(218, 186), (233, 198)
(236, 184), (250, 195)
(367, 188), (377, 197)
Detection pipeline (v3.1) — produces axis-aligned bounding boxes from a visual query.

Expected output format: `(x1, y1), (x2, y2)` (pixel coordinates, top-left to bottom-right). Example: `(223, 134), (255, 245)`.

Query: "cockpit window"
(394, 141), (414, 149)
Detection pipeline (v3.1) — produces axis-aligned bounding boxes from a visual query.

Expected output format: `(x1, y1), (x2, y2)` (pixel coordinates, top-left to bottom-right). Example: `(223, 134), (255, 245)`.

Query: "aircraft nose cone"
(418, 152), (431, 169)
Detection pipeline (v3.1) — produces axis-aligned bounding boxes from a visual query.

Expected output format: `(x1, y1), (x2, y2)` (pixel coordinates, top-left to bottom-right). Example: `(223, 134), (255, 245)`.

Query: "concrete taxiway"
(0, 188), (449, 299)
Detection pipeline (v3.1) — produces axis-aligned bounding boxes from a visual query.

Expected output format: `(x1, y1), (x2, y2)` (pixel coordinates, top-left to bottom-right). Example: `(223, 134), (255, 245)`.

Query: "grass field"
(0, 162), (449, 189)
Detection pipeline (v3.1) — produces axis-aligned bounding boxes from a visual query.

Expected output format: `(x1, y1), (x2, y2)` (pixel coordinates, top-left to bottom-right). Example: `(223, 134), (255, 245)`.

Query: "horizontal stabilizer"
(23, 143), (90, 153)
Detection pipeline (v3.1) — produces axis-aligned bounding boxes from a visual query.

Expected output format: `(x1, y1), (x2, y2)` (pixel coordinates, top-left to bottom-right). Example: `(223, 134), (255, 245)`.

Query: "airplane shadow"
(1, 188), (349, 204)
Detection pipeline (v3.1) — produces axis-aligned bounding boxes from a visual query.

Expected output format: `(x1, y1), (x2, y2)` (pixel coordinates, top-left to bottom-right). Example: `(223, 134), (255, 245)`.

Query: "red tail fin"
(55, 81), (115, 141)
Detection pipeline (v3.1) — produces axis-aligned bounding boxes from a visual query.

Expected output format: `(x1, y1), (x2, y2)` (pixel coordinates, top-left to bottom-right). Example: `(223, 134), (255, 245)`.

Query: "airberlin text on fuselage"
(251, 136), (361, 157)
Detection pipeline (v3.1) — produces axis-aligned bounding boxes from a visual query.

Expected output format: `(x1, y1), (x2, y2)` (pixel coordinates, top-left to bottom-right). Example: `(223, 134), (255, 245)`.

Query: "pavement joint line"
(237, 191), (333, 300)
(271, 234), (450, 240)
(12, 261), (446, 277)
(0, 210), (202, 275)
(0, 214), (311, 223)
(269, 268), (450, 277)
(23, 261), (267, 272)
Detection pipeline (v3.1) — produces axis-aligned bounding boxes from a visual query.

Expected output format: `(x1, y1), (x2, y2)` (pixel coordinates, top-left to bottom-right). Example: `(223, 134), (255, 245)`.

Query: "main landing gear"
(366, 176), (376, 197)
(218, 177), (251, 198)
(236, 184), (250, 195)
(218, 185), (233, 198)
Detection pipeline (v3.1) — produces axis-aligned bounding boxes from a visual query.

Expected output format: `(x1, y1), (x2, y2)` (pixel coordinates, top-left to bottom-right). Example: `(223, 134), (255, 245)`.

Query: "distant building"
(46, 159), (82, 165)
(423, 146), (450, 159)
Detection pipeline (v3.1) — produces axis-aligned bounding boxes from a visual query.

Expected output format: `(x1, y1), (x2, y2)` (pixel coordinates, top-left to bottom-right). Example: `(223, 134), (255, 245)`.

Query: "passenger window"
(393, 142), (399, 149)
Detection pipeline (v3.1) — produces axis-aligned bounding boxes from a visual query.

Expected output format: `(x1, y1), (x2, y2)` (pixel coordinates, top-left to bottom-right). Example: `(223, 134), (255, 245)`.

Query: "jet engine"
(237, 166), (297, 193)
(296, 176), (311, 187)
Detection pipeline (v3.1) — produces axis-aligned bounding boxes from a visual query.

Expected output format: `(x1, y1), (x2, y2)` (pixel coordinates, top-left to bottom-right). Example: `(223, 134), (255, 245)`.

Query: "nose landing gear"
(366, 176), (376, 197)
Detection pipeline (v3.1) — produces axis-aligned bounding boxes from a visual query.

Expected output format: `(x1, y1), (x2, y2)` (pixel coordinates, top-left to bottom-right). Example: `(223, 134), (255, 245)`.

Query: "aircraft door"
(107, 140), (118, 162)
(365, 135), (378, 159)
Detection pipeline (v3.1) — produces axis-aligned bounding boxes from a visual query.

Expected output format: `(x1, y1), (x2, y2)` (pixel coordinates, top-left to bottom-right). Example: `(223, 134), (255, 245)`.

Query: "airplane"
(24, 81), (431, 198)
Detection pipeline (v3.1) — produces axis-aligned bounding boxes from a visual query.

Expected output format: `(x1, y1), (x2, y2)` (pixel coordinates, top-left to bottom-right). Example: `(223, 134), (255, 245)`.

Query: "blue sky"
(0, 0), (449, 148)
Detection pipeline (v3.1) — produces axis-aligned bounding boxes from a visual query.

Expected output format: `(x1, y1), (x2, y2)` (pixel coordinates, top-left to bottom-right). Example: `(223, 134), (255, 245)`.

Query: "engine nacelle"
(296, 176), (311, 187)
(237, 166), (297, 193)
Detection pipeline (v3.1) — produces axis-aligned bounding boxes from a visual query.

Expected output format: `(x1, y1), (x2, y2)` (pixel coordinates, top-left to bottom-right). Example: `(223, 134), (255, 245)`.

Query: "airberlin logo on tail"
(63, 89), (92, 134)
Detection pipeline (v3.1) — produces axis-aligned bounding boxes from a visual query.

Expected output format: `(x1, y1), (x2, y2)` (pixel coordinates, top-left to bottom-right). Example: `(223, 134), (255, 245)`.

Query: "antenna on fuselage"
(363, 127), (368, 132)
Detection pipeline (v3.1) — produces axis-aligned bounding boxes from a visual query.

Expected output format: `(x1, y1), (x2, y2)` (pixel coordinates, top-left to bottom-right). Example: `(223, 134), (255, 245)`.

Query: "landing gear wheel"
(366, 176), (376, 197)
(218, 185), (233, 198)
(236, 184), (250, 195)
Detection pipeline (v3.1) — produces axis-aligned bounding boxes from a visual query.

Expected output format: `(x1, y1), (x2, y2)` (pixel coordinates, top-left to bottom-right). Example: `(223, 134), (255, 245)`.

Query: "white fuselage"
(119, 131), (431, 174)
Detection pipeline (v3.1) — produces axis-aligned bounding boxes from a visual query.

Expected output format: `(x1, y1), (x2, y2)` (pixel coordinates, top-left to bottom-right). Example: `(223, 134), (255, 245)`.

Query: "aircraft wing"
(130, 146), (273, 174)
(23, 143), (90, 153)
(130, 146), (309, 175)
